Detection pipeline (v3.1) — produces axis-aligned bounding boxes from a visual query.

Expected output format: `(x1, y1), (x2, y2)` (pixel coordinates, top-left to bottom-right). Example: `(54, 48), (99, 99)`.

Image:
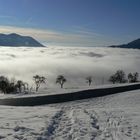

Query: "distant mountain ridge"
(0, 33), (44, 47)
(110, 38), (140, 49)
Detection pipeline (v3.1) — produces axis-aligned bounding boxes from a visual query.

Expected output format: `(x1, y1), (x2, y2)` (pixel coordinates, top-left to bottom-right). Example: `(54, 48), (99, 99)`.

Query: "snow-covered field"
(0, 89), (140, 140)
(0, 46), (140, 139)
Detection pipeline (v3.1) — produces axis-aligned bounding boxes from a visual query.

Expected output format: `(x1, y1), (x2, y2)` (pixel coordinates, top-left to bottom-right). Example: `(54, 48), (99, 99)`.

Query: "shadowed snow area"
(0, 89), (140, 139)
(0, 46), (139, 88)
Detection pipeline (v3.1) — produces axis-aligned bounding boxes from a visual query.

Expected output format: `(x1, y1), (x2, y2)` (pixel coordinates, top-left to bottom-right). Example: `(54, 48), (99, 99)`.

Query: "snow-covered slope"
(0, 89), (140, 139)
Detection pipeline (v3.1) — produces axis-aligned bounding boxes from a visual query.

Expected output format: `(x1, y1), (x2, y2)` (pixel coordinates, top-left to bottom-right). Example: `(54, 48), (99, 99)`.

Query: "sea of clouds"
(0, 46), (139, 88)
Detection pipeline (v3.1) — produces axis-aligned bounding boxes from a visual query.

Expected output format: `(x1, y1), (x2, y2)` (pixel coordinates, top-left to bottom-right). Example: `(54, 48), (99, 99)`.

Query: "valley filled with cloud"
(0, 46), (139, 88)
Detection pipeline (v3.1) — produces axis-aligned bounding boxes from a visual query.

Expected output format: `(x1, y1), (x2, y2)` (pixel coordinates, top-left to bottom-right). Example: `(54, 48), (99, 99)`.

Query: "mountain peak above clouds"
(110, 38), (140, 49)
(0, 33), (45, 47)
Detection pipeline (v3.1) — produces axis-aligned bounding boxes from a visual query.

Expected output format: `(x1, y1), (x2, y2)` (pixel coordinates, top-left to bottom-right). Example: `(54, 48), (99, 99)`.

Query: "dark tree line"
(0, 76), (28, 94)
(109, 70), (139, 84)
(0, 70), (139, 94)
(0, 74), (67, 94)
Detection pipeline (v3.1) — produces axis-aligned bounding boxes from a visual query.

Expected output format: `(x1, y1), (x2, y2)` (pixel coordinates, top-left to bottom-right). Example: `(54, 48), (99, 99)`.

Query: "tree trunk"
(36, 86), (39, 92)
(89, 82), (91, 86)
(61, 84), (63, 88)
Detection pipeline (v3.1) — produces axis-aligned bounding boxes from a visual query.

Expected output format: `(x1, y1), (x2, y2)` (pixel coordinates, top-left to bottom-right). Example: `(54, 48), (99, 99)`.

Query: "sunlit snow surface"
(0, 89), (140, 139)
(0, 46), (139, 87)
(0, 46), (140, 139)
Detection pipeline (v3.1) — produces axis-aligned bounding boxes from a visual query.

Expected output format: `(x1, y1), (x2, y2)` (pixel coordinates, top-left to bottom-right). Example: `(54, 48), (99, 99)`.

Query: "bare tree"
(128, 72), (139, 83)
(56, 75), (67, 88)
(23, 82), (29, 91)
(109, 75), (116, 84)
(33, 75), (46, 92)
(16, 80), (24, 93)
(109, 70), (127, 84)
(0, 76), (9, 94)
(115, 70), (126, 83)
(86, 76), (92, 86)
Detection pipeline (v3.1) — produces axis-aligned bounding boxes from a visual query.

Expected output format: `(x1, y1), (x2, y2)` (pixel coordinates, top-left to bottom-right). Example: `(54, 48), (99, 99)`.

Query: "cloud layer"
(0, 46), (139, 88)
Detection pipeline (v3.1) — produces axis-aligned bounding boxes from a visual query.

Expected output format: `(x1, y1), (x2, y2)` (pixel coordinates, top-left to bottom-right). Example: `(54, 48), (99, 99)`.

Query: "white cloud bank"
(0, 46), (139, 88)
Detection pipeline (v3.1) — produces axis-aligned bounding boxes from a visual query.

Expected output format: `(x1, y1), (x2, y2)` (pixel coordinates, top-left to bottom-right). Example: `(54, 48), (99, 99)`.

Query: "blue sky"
(0, 0), (139, 46)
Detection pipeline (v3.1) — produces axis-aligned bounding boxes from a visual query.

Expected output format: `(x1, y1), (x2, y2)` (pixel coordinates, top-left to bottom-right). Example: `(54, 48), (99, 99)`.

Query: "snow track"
(98, 111), (139, 140)
(38, 107), (140, 140)
(1, 89), (140, 139)
(37, 89), (140, 140)
(39, 107), (101, 140)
